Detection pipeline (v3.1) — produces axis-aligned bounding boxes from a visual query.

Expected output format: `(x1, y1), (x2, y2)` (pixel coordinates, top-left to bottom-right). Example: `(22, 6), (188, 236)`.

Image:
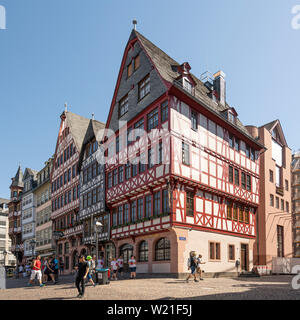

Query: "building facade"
(291, 151), (300, 257)
(8, 166), (24, 265)
(51, 110), (90, 273)
(35, 158), (54, 259)
(21, 168), (38, 262)
(247, 120), (293, 267)
(103, 30), (263, 276)
(0, 198), (16, 266)
(78, 119), (110, 265)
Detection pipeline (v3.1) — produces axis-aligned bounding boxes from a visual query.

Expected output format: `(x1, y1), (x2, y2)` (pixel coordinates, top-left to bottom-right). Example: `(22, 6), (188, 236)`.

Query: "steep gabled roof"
(260, 119), (288, 147)
(65, 111), (91, 152)
(10, 166), (24, 188)
(78, 119), (106, 170)
(132, 30), (253, 137)
(23, 168), (38, 181)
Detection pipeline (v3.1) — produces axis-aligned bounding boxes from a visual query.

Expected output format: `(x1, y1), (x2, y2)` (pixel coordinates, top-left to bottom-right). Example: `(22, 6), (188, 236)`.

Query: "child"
(128, 255), (136, 279)
(110, 257), (119, 280)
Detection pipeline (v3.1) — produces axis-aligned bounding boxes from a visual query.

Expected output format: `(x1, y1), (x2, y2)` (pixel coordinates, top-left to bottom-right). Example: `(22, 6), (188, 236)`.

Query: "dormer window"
(174, 62), (196, 95)
(228, 110), (235, 123)
(183, 78), (193, 94)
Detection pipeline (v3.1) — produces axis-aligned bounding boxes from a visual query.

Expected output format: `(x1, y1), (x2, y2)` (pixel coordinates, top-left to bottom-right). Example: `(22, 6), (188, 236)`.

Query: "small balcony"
(276, 186), (284, 196)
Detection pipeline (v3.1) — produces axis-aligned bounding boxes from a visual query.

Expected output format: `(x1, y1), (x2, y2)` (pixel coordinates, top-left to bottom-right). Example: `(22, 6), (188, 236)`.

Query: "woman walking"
(128, 255), (136, 279)
(196, 254), (205, 281)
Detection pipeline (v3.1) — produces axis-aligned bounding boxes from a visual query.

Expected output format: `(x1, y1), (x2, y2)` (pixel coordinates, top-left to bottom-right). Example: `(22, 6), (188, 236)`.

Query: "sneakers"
(77, 294), (82, 298)
(200, 278), (204, 280)
(40, 283), (45, 287)
(194, 279), (199, 282)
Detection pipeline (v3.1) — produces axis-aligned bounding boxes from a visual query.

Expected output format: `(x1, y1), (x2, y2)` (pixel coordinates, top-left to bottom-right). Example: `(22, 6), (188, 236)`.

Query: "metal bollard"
(0, 267), (6, 289)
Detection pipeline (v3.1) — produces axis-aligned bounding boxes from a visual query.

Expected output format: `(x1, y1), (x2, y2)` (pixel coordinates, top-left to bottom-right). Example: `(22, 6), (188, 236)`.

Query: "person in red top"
(28, 255), (45, 287)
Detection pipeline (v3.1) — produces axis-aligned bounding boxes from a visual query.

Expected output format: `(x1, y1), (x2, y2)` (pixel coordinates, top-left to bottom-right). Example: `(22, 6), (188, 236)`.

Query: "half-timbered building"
(50, 110), (90, 273)
(104, 29), (264, 276)
(78, 119), (111, 265)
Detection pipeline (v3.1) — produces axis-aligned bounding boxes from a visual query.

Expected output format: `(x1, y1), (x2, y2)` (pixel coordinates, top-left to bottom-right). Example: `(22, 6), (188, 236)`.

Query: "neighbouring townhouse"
(103, 29), (264, 276)
(50, 110), (90, 274)
(291, 151), (300, 258)
(78, 119), (110, 265)
(8, 166), (24, 266)
(246, 120), (293, 268)
(35, 157), (54, 259)
(0, 198), (16, 266)
(21, 168), (38, 263)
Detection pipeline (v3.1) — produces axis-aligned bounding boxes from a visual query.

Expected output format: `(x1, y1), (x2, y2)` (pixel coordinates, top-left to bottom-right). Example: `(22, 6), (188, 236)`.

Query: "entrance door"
(120, 244), (134, 272)
(241, 244), (249, 272)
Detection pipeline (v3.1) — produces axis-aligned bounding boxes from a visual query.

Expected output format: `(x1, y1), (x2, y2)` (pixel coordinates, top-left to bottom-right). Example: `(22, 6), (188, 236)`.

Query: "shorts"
(113, 269), (117, 274)
(130, 267), (136, 273)
(118, 267), (123, 273)
(87, 273), (92, 280)
(30, 270), (42, 281)
(190, 266), (196, 275)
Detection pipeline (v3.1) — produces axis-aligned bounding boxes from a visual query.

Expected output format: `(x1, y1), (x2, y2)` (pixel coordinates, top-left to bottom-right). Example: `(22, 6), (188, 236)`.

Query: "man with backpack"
(186, 251), (199, 283)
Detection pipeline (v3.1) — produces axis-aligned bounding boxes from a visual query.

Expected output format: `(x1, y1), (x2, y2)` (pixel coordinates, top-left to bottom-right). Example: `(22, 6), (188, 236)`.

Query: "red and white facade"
(103, 30), (263, 276)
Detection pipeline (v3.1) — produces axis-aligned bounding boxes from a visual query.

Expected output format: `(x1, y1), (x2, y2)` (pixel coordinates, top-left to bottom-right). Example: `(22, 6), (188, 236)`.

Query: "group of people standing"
(186, 251), (205, 282)
(110, 255), (136, 280)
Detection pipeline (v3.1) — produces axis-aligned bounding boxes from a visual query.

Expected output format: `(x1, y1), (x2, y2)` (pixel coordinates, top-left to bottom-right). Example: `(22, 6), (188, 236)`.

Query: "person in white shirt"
(128, 255), (136, 279)
(196, 254), (205, 281)
(117, 255), (124, 277)
(110, 257), (119, 281)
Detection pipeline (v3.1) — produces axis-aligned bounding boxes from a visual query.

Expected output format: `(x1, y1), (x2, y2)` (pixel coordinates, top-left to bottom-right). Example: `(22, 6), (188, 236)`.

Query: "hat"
(87, 256), (92, 260)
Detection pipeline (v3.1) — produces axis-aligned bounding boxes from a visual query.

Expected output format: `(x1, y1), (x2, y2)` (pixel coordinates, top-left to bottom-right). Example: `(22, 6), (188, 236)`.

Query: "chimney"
(213, 70), (226, 106)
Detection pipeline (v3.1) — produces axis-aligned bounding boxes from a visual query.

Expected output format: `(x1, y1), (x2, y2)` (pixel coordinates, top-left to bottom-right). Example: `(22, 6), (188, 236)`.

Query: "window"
(183, 78), (193, 94)
(191, 110), (198, 130)
(270, 170), (274, 183)
(244, 208), (250, 224)
(233, 204), (238, 221)
(113, 169), (118, 186)
(139, 74), (150, 100)
(286, 201), (289, 213)
(92, 163), (97, 178)
(118, 206), (123, 225)
(234, 168), (240, 186)
(112, 209), (117, 226)
(124, 204), (129, 224)
(119, 95), (129, 118)
(285, 180), (289, 191)
(147, 108), (158, 131)
(158, 141), (163, 165)
(131, 201), (136, 222)
(118, 166), (124, 183)
(276, 197), (279, 209)
(228, 245), (235, 261)
(239, 206), (244, 223)
(270, 194), (274, 207)
(87, 191), (92, 207)
(277, 225), (284, 257)
(227, 201), (232, 219)
(234, 138), (240, 151)
(125, 162), (131, 180)
(229, 166), (233, 183)
(246, 145), (250, 158)
(161, 100), (168, 123)
(127, 63), (133, 78)
(108, 172), (112, 189)
(115, 136), (119, 154)
(241, 172), (246, 189)
(137, 198), (143, 220)
(186, 191), (194, 217)
(132, 158), (138, 177)
(139, 241), (148, 262)
(281, 199), (284, 211)
(134, 118), (144, 140)
(155, 238), (170, 261)
(154, 191), (161, 217)
(246, 175), (251, 192)
(162, 189), (169, 213)
(145, 195), (152, 218)
(139, 152), (146, 173)
(92, 189), (97, 205)
(133, 54), (140, 71)
(229, 134), (234, 148)
(209, 242), (221, 260)
(182, 142), (190, 165)
(148, 148), (154, 169)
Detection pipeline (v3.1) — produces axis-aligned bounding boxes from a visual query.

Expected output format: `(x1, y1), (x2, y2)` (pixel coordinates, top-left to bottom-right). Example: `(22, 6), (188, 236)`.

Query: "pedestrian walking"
(75, 255), (89, 299)
(28, 255), (45, 287)
(196, 254), (205, 280)
(235, 258), (241, 276)
(51, 256), (59, 283)
(186, 251), (198, 282)
(43, 258), (56, 284)
(128, 255), (136, 279)
(110, 257), (119, 281)
(86, 256), (96, 287)
(59, 261), (64, 275)
(117, 255), (124, 277)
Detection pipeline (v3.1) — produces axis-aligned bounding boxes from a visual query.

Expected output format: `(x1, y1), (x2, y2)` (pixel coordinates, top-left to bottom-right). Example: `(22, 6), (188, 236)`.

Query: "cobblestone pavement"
(0, 275), (299, 300)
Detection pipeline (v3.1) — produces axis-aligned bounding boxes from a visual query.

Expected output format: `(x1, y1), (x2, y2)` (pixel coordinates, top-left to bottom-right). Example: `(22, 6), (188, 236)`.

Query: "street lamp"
(2, 250), (7, 267)
(29, 240), (36, 260)
(94, 220), (103, 268)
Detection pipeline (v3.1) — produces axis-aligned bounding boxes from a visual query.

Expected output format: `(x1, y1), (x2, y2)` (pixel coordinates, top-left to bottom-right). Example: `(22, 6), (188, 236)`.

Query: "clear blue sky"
(1, 0), (299, 199)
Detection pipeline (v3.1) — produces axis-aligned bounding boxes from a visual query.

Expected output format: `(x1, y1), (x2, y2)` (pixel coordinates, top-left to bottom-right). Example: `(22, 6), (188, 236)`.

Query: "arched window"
(138, 241), (148, 262)
(155, 238), (170, 261)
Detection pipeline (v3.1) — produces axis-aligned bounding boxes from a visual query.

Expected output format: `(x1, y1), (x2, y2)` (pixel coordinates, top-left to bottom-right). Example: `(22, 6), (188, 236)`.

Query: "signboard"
(179, 237), (186, 241)
(0, 267), (6, 289)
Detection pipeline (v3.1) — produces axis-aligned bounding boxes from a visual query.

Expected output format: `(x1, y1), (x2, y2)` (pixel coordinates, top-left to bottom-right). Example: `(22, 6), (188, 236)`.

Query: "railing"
(173, 79), (195, 96)
(64, 224), (83, 237)
(276, 186), (284, 196)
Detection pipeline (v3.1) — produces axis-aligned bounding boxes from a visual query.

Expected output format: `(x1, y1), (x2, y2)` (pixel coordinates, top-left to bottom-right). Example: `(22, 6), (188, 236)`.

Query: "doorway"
(240, 244), (249, 272)
(120, 244), (134, 272)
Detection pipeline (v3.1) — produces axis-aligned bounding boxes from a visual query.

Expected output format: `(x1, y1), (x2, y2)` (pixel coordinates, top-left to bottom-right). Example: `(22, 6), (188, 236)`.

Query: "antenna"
(133, 19), (137, 30)
(92, 113), (95, 120)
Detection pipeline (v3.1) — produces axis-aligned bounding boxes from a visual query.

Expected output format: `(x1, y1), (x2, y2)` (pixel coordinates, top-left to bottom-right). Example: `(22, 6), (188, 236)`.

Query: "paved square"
(0, 275), (299, 300)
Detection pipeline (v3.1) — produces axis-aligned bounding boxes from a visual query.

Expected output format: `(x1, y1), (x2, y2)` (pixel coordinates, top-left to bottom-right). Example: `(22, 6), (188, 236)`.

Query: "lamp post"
(2, 250), (7, 267)
(94, 220), (103, 267)
(29, 239), (36, 260)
